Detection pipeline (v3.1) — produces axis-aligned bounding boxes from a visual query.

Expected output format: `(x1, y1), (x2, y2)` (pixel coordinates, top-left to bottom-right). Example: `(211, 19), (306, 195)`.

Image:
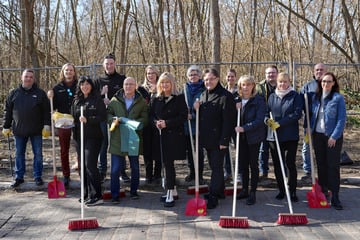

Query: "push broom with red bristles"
(68, 106), (99, 230)
(270, 113), (308, 225)
(304, 93), (330, 208)
(184, 92), (208, 195)
(219, 108), (249, 228)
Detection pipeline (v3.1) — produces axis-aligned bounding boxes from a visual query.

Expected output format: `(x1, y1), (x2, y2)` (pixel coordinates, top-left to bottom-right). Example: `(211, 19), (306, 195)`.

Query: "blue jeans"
(258, 141), (269, 174)
(302, 141), (311, 174)
(98, 121), (108, 175)
(111, 154), (139, 198)
(14, 135), (43, 180)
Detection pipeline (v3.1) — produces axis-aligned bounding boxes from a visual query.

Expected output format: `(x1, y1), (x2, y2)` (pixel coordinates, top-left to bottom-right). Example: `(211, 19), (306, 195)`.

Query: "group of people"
(2, 59), (346, 210)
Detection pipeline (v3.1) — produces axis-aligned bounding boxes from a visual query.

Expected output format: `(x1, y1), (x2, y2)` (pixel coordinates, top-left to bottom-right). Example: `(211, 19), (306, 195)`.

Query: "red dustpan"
(304, 93), (329, 208)
(185, 102), (206, 216)
(48, 92), (66, 199)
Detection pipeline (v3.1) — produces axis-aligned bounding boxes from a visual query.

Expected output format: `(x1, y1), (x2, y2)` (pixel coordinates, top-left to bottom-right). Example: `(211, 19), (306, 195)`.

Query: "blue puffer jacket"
(267, 90), (303, 142)
(235, 94), (266, 144)
(309, 92), (346, 140)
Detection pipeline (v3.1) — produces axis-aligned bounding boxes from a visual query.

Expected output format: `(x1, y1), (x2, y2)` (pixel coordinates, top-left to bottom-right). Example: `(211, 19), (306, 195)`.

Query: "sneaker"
(290, 192), (299, 202)
(78, 197), (89, 203)
(86, 197), (103, 206)
(111, 198), (120, 204)
(63, 176), (70, 187)
(35, 178), (44, 186)
(120, 173), (131, 183)
(11, 178), (24, 188)
(130, 193), (139, 200)
(164, 200), (175, 207)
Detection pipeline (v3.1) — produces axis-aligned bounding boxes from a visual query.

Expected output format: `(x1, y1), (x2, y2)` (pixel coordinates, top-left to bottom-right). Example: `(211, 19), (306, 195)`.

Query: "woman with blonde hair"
(149, 72), (187, 207)
(137, 65), (161, 184)
(234, 75), (266, 205)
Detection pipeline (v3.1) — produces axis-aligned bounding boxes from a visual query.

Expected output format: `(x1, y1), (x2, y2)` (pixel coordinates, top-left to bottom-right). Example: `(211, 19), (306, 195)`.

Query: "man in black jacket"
(2, 69), (51, 188)
(94, 53), (127, 182)
(194, 68), (236, 209)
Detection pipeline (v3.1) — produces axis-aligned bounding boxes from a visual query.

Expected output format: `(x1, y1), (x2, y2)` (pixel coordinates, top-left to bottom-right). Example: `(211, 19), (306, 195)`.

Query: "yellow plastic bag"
(53, 112), (74, 129)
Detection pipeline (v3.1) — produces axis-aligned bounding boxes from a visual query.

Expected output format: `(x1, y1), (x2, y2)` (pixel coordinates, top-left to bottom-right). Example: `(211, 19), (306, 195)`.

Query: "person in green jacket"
(107, 77), (148, 203)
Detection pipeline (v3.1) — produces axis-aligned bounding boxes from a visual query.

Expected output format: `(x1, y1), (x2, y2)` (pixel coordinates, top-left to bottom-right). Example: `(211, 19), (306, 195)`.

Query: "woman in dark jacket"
(234, 75), (266, 205)
(137, 65), (160, 184)
(71, 76), (106, 206)
(266, 72), (303, 202)
(149, 72), (187, 207)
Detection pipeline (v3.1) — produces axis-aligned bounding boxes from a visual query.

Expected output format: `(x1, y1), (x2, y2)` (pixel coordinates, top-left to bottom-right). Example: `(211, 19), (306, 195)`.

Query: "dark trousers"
(77, 138), (102, 199)
(185, 135), (204, 177)
(204, 147), (226, 197)
(58, 128), (72, 177)
(313, 132), (343, 194)
(269, 140), (298, 193)
(239, 139), (260, 192)
(163, 155), (176, 190)
(143, 126), (161, 180)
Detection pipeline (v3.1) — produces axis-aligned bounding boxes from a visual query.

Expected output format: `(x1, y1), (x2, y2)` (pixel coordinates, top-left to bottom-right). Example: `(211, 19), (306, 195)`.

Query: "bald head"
(314, 63), (326, 81)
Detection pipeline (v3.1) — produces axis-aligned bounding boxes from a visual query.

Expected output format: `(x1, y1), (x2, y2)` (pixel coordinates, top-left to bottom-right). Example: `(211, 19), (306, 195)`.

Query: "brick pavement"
(1, 178), (360, 240)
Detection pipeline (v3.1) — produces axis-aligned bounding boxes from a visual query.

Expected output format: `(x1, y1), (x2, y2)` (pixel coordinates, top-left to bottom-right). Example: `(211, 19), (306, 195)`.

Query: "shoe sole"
(86, 200), (104, 206)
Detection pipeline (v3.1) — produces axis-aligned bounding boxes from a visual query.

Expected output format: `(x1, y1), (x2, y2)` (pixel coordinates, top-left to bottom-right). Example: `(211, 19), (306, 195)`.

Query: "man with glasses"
(300, 63), (326, 180)
(95, 53), (127, 183)
(194, 68), (236, 209)
(256, 65), (278, 180)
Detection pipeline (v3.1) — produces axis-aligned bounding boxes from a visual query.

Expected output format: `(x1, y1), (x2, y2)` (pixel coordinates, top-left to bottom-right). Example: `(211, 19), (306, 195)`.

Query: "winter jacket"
(308, 92), (346, 140)
(107, 90), (148, 156)
(71, 94), (106, 141)
(149, 94), (188, 161)
(52, 80), (77, 114)
(94, 71), (126, 99)
(267, 90), (303, 142)
(3, 84), (50, 137)
(198, 83), (236, 149)
(256, 79), (276, 101)
(234, 94), (266, 145)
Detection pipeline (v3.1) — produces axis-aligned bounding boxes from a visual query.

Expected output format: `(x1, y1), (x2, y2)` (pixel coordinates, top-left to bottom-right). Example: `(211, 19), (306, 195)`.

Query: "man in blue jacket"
(2, 69), (51, 188)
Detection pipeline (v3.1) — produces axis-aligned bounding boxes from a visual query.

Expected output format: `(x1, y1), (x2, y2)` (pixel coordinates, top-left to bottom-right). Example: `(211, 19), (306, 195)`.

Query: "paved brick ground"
(1, 178), (360, 240)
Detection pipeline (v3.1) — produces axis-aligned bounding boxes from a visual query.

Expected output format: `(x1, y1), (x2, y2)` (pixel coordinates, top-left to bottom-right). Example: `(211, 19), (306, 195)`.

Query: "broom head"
(224, 186), (242, 196)
(185, 197), (207, 216)
(307, 184), (330, 208)
(68, 217), (99, 230)
(187, 184), (209, 195)
(219, 216), (249, 228)
(276, 213), (308, 225)
(102, 189), (126, 200)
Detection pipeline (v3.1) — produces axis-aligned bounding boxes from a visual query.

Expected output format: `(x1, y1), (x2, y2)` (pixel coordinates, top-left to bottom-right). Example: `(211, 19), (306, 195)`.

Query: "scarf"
(275, 86), (293, 99)
(187, 80), (204, 95)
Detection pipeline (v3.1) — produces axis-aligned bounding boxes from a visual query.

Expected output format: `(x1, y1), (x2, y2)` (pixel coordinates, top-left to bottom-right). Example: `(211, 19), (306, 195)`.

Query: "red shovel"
(185, 99), (206, 216)
(304, 93), (329, 208)
(47, 91), (66, 198)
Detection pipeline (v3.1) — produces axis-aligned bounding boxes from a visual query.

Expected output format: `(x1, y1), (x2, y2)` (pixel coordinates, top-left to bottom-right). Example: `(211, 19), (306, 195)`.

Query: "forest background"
(1, 0), (360, 113)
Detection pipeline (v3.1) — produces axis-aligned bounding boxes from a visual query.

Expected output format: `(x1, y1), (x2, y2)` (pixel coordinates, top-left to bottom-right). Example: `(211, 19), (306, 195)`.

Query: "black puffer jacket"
(94, 71), (126, 99)
(3, 84), (51, 136)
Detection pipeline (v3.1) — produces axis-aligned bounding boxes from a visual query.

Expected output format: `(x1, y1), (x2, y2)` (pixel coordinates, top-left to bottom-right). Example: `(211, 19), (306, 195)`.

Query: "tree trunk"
(210, 0), (221, 73)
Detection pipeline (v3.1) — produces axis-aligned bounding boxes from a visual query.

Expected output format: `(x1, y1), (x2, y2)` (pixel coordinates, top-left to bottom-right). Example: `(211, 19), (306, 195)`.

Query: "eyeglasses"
(321, 80), (333, 84)
(67, 88), (73, 96)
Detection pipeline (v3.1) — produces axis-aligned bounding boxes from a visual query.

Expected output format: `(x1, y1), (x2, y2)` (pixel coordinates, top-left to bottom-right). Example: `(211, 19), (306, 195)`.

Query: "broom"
(219, 107), (249, 228)
(270, 113), (308, 225)
(304, 93), (330, 208)
(68, 106), (99, 230)
(183, 90), (208, 195)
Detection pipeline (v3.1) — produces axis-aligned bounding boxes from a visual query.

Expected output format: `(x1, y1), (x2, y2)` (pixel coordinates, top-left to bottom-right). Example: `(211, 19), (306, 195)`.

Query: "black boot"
(246, 191), (256, 205)
(237, 189), (249, 199)
(331, 192), (343, 210)
(290, 191), (299, 202)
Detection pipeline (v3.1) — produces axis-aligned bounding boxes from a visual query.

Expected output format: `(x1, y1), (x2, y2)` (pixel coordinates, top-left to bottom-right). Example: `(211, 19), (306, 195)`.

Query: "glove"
(109, 117), (120, 132)
(304, 133), (309, 144)
(42, 125), (51, 138)
(266, 119), (280, 131)
(2, 128), (12, 137)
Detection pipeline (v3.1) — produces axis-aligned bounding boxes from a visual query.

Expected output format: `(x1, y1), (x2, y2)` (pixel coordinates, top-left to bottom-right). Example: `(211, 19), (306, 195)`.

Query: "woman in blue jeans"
(107, 77), (148, 202)
(308, 72), (346, 210)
